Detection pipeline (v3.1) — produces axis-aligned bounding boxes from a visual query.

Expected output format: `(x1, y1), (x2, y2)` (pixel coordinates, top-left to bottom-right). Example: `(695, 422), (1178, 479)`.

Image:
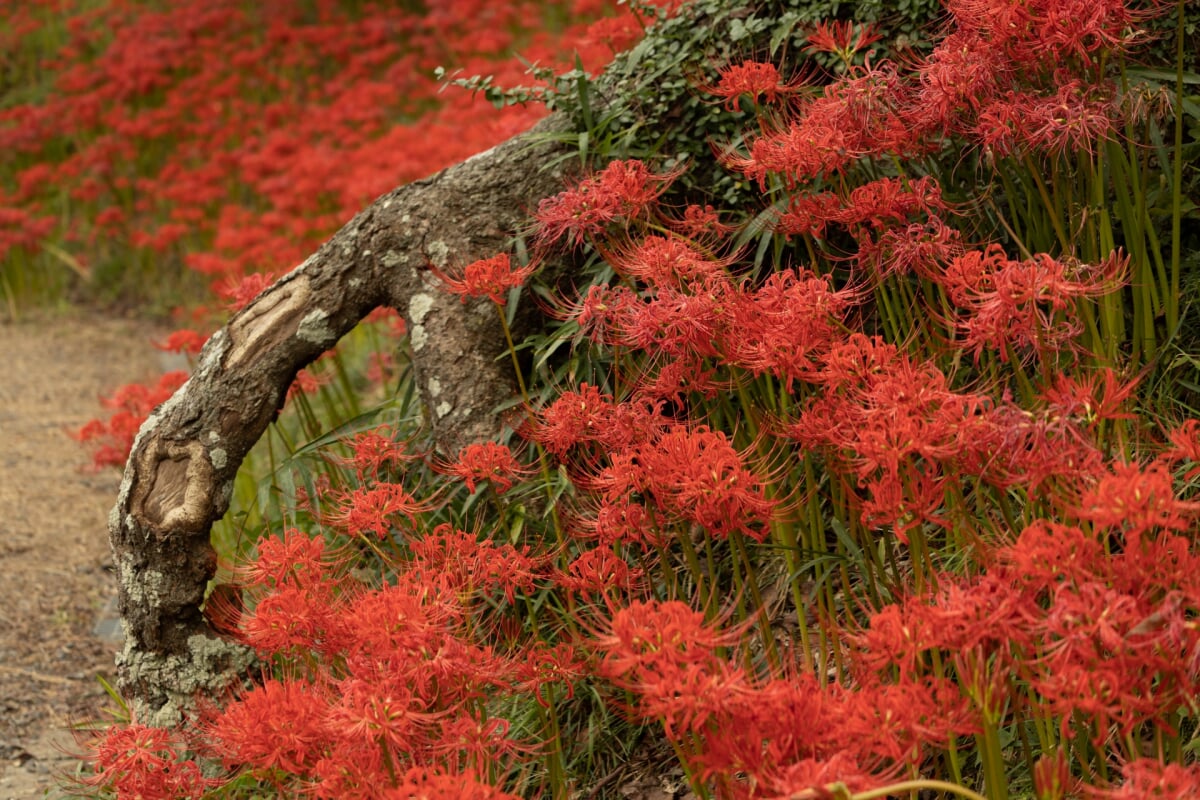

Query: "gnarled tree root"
(109, 116), (572, 726)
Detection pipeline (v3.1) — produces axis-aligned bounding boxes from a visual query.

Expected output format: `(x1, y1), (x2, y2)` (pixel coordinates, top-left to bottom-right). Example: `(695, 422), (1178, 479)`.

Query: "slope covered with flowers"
(15, 0), (1200, 797)
(0, 0), (657, 308)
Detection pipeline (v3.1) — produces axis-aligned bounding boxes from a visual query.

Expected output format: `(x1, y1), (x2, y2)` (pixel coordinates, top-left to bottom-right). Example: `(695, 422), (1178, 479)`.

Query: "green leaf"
(1125, 67), (1200, 85)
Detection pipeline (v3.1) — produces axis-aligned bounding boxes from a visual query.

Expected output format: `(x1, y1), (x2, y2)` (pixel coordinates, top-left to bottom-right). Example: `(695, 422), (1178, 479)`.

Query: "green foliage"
(448, 0), (941, 208)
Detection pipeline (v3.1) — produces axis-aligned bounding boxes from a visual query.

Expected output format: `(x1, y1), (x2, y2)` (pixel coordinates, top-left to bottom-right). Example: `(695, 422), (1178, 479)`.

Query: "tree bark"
(109, 115), (573, 726)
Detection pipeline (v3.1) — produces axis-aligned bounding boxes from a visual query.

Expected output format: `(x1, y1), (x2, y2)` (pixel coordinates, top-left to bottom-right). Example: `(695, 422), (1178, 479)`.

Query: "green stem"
(678, 525), (709, 610)
(975, 718), (1010, 800)
(730, 530), (780, 672)
(494, 302), (565, 549)
(1021, 153), (1071, 254)
(1168, 0), (1185, 336)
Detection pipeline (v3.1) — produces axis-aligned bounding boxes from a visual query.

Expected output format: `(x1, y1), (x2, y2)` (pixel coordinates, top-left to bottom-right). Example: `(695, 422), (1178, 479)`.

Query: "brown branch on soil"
(108, 115), (574, 727)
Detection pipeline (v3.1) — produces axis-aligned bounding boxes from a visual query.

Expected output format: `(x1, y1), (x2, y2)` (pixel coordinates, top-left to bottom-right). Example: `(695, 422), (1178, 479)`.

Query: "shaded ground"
(0, 310), (167, 799)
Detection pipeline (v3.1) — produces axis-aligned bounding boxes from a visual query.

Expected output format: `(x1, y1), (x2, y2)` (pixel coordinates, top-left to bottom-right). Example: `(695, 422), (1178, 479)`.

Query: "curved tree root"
(109, 116), (573, 726)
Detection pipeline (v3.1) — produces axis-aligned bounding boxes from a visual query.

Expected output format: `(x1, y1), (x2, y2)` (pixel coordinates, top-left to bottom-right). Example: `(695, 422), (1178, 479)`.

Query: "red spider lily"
(636, 659), (754, 741)
(285, 367), (329, 401)
(789, 339), (994, 490)
(566, 496), (667, 551)
(408, 524), (542, 603)
(727, 60), (918, 189)
(201, 582), (245, 635)
(593, 599), (739, 679)
(530, 383), (671, 456)
(1093, 759), (1200, 799)
(974, 81), (1119, 158)
(683, 673), (833, 787)
(309, 734), (395, 800)
(513, 642), (588, 707)
(858, 463), (951, 543)
(855, 569), (1034, 679)
(721, 268), (857, 390)
(833, 675), (979, 762)
(84, 723), (212, 799)
(153, 328), (208, 355)
(75, 370), (190, 468)
(555, 282), (639, 345)
(381, 767), (521, 800)
(240, 582), (339, 655)
(434, 713), (537, 773)
(1160, 419), (1200, 480)
(418, 635), (516, 705)
(365, 347), (397, 386)
(339, 425), (421, 480)
(855, 216), (963, 282)
(769, 174), (942, 242)
(697, 60), (805, 112)
(790, 376), (1002, 541)
(960, 389), (1109, 490)
(206, 677), (329, 775)
(556, 547), (646, 599)
(235, 527), (342, 593)
(611, 277), (732, 360)
(1076, 461), (1200, 542)
(1039, 368), (1140, 429)
(328, 482), (437, 540)
(867, 519), (1200, 744)
(684, 669), (970, 792)
(432, 440), (532, 494)
(804, 20), (882, 60)
(907, 30), (1007, 137)
(1000, 521), (1105, 585)
(335, 580), (461, 685)
(839, 175), (946, 229)
(1030, 583), (1196, 739)
(940, 244), (1004, 306)
(324, 677), (442, 756)
(621, 425), (776, 540)
(431, 252), (536, 306)
(952, 250), (1127, 363)
(727, 115), (854, 190)
(1033, 751), (1076, 800)
(330, 585), (518, 713)
(630, 350), (724, 405)
(669, 203), (734, 239)
(944, 0), (1150, 69)
(774, 190), (843, 238)
(215, 271), (277, 311)
(0, 203), (55, 264)
(756, 752), (886, 800)
(529, 383), (616, 456)
(604, 233), (731, 288)
(591, 600), (756, 738)
(533, 159), (683, 248)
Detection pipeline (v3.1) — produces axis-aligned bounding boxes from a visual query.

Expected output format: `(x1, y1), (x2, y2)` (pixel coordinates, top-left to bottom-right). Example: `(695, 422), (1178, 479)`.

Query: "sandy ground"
(0, 310), (168, 799)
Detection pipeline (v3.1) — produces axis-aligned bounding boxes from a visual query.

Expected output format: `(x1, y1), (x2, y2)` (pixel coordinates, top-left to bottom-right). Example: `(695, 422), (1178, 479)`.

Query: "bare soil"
(0, 310), (168, 799)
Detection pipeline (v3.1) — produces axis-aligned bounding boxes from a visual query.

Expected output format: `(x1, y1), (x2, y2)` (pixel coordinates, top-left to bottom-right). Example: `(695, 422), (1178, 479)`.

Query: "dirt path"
(0, 310), (169, 798)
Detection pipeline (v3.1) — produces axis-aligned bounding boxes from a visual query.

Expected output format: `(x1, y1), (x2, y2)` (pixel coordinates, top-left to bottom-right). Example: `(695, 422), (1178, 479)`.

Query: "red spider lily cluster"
(72, 370), (189, 468)
(431, 253), (539, 307)
(4, 0), (662, 465)
(54, 0), (1200, 797)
